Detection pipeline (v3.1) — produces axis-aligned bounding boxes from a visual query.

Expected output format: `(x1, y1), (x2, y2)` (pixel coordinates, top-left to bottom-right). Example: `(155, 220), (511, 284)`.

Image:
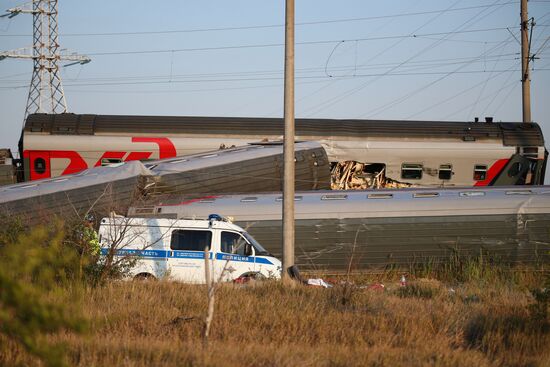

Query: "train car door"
(27, 151), (51, 181)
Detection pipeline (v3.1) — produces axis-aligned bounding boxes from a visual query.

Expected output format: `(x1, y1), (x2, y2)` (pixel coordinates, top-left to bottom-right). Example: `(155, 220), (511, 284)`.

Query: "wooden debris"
(330, 161), (414, 190)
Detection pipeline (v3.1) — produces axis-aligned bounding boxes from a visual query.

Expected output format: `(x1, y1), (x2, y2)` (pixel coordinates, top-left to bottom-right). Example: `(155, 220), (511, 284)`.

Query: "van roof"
(99, 217), (243, 231)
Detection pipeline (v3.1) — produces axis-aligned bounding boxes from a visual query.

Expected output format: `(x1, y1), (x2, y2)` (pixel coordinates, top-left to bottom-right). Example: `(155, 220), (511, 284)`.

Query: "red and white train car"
(20, 113), (547, 186)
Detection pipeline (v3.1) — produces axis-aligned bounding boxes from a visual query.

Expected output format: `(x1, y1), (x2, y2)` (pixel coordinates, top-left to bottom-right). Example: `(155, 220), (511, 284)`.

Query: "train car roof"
(128, 186), (550, 221)
(24, 113), (544, 147)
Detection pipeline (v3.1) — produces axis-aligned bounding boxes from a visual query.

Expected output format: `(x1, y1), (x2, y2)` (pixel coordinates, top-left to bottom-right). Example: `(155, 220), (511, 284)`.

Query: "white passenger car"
(98, 215), (281, 283)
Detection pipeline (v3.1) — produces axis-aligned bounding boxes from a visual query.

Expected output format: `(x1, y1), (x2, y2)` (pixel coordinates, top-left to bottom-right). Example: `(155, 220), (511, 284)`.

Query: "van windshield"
(242, 232), (271, 256)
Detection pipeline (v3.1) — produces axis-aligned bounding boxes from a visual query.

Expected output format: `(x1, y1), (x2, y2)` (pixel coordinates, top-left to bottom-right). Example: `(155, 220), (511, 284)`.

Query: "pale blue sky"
(1, 1), (549, 160)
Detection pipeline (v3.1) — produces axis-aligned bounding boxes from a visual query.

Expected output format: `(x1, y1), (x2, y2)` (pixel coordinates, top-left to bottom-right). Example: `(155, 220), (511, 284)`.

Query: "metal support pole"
(521, 0), (531, 123)
(282, 0), (295, 282)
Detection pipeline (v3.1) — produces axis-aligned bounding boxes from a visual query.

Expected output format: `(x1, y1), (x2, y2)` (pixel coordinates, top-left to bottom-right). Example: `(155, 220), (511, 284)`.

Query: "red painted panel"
(50, 151), (89, 175)
(474, 158), (509, 186)
(24, 150), (89, 180)
(131, 137), (177, 159)
(25, 150), (51, 181)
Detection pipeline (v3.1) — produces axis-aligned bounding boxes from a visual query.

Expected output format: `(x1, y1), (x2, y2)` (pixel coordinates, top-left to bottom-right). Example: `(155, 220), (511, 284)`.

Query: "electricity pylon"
(1, 0), (90, 121)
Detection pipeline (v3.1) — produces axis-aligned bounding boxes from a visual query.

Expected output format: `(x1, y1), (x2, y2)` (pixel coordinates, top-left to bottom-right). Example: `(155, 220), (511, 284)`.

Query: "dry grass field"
(2, 271), (549, 367)
(0, 218), (548, 366)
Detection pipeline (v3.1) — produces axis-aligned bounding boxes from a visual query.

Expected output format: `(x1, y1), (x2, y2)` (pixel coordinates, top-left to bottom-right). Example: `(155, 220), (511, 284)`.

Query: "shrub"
(0, 222), (87, 367)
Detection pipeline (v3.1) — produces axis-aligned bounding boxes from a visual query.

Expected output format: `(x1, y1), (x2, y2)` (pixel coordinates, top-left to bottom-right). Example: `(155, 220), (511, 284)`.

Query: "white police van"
(98, 214), (281, 283)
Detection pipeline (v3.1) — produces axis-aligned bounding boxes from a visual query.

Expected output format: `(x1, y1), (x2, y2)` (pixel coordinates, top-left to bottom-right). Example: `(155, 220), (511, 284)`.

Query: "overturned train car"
(19, 113), (547, 187)
(0, 142), (329, 224)
(129, 187), (550, 271)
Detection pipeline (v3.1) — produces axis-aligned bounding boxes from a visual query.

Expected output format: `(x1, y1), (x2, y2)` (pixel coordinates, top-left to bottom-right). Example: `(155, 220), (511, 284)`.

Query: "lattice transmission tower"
(1, 0), (90, 121)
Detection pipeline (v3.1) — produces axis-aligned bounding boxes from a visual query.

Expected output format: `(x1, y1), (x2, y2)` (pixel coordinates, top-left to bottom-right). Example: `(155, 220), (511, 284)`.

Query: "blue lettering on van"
(173, 251), (210, 259)
(215, 253), (274, 265)
(100, 248), (167, 258)
(100, 248), (273, 264)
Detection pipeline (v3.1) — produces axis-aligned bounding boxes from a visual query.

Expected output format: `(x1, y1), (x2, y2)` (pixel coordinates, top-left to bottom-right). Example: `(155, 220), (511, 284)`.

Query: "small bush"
(0, 222), (87, 367)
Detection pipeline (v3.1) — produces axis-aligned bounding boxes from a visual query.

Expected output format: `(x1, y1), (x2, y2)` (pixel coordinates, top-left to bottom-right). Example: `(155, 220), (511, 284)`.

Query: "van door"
(215, 231), (256, 281)
(167, 229), (212, 283)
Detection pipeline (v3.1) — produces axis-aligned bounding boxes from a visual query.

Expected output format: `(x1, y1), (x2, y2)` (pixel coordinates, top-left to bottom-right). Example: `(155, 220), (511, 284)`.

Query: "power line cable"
(439, 64), (547, 120)
(362, 36), (516, 118)
(356, 3), (516, 118)
(4, 68), (545, 90)
(467, 41), (508, 120)
(405, 61), (519, 119)
(443, 79), (517, 119)
(295, 0), (467, 117)
(83, 27), (521, 57)
(304, 0), (508, 118)
(0, 2), (517, 38)
(479, 61), (519, 116)
(0, 53), (522, 84)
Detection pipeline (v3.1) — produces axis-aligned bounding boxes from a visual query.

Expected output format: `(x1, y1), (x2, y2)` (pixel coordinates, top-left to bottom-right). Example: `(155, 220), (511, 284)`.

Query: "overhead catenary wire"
(3, 68), (549, 91)
(0, 52), (524, 84)
(0, 2), (518, 38)
(81, 27), (524, 57)
(301, 0), (510, 118)
(361, 36), (517, 118)
(357, 4), (523, 119)
(405, 61), (520, 119)
(273, 0), (467, 117)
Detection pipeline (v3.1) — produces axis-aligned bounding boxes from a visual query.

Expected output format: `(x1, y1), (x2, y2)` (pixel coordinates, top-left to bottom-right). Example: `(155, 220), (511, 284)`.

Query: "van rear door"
(167, 229), (212, 283)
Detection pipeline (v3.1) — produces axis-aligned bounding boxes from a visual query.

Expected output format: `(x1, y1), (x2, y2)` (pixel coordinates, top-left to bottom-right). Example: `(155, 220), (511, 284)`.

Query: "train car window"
(459, 191), (485, 197)
(505, 190), (533, 195)
(413, 192), (440, 198)
(101, 158), (122, 166)
(439, 164), (453, 180)
(401, 164), (423, 180)
(474, 165), (487, 180)
(276, 196), (303, 201)
(321, 194), (348, 200)
(199, 198), (216, 203)
(241, 197), (258, 202)
(34, 158), (46, 174)
(169, 159), (187, 164)
(508, 162), (523, 177)
(367, 193), (393, 199)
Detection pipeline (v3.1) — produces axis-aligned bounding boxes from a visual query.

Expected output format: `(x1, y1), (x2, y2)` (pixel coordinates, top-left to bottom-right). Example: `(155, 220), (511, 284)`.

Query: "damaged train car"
(18, 113), (547, 187)
(128, 187), (550, 271)
(0, 142), (330, 224)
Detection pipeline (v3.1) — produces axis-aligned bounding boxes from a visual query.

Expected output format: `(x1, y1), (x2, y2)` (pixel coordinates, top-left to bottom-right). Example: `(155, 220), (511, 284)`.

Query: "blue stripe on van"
(101, 248), (274, 265)
(215, 253), (274, 265)
(100, 248), (167, 258)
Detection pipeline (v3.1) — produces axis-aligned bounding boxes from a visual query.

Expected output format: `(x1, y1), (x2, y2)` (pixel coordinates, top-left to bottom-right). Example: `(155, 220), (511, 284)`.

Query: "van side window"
(221, 231), (251, 256)
(170, 230), (212, 251)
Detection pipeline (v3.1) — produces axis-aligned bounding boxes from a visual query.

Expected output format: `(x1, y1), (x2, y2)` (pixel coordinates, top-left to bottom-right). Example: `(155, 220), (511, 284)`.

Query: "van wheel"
(134, 273), (156, 281)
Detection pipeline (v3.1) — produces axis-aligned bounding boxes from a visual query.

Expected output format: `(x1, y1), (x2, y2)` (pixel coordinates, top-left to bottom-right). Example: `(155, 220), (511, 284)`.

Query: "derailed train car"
(19, 113), (547, 187)
(128, 187), (550, 271)
(0, 142), (330, 224)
